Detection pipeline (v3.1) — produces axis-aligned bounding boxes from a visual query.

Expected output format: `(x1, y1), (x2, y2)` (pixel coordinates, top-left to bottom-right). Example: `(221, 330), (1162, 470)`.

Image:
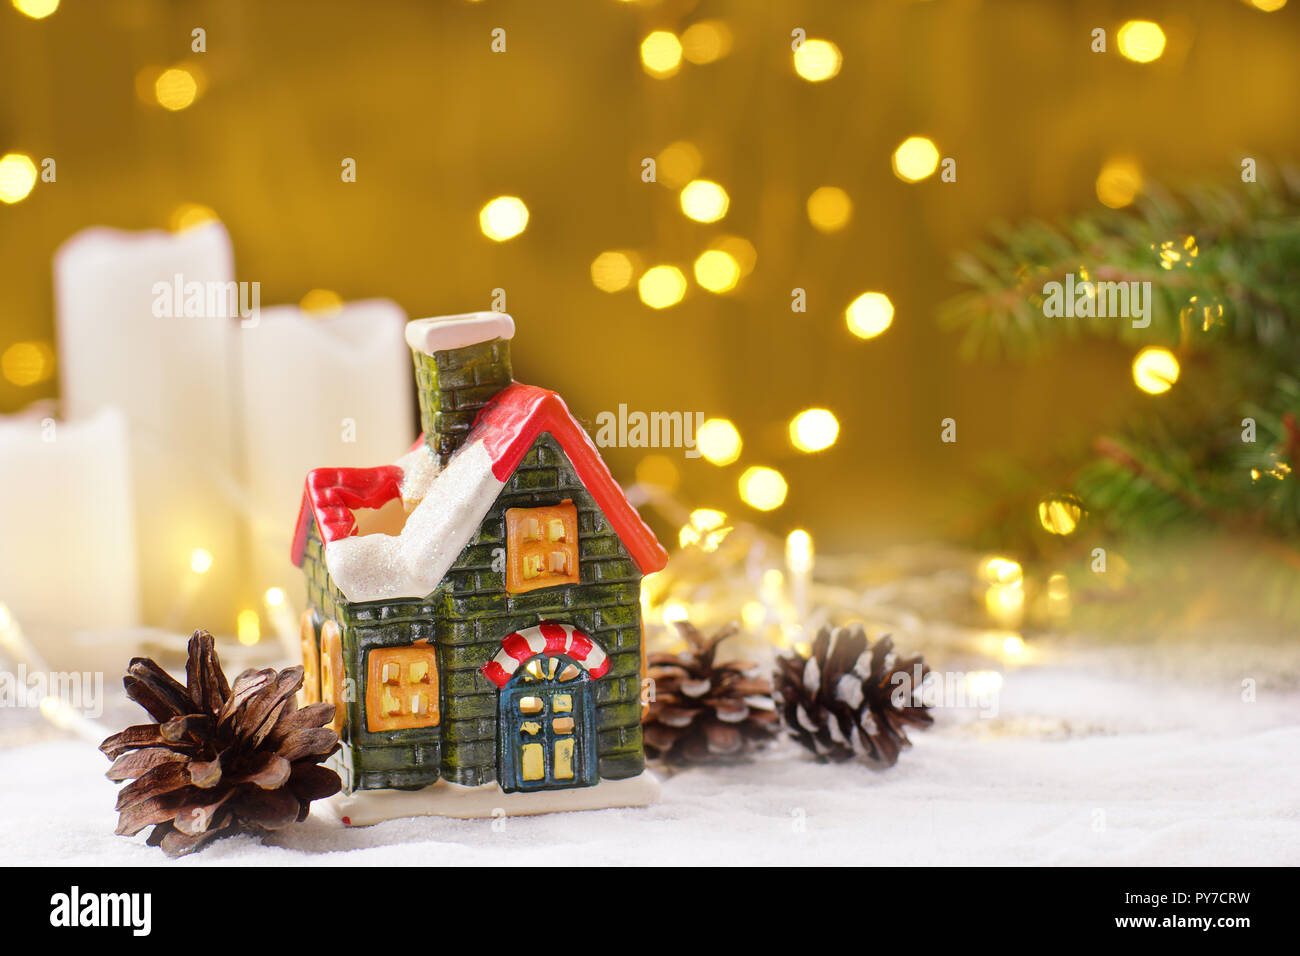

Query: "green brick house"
(290, 313), (668, 817)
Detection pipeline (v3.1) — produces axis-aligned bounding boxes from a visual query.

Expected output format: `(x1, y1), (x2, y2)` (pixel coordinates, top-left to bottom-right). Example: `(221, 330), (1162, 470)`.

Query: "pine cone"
(644, 621), (779, 764)
(100, 629), (342, 857)
(774, 624), (932, 767)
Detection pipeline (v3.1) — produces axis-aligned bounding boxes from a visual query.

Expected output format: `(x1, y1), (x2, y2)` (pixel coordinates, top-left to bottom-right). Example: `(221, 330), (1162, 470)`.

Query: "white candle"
(238, 299), (414, 642)
(0, 408), (141, 673)
(54, 223), (245, 634)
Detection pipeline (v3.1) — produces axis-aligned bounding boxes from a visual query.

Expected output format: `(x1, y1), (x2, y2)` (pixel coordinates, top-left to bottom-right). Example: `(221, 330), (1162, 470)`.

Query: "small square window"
(366, 644), (440, 732)
(505, 501), (580, 594)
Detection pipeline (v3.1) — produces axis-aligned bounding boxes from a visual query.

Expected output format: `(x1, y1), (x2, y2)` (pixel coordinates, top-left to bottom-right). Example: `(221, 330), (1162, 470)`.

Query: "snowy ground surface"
(2, 639), (1296, 866)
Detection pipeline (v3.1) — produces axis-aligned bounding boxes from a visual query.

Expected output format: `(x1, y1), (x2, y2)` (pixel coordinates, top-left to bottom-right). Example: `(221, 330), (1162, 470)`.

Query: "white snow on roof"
(324, 439), (505, 603)
(404, 312), (515, 355)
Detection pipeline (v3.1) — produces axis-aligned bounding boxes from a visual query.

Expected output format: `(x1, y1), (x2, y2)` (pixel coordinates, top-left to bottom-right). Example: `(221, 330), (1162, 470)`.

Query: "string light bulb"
(478, 196), (529, 241)
(789, 408), (840, 452)
(637, 265), (687, 309)
(739, 466), (788, 511)
(679, 179), (729, 223)
(696, 418), (742, 465)
(806, 186), (853, 232)
(591, 251), (636, 293)
(12, 0), (59, 20)
(300, 289), (343, 316)
(1117, 20), (1166, 63)
(1096, 156), (1143, 209)
(1132, 347), (1180, 395)
(641, 31), (683, 77)
(892, 137), (940, 182)
(0, 153), (38, 204)
(793, 39), (842, 82)
(1037, 496), (1084, 536)
(693, 249), (741, 293)
(845, 291), (894, 339)
(236, 609), (261, 646)
(785, 529), (813, 574)
(154, 67), (199, 110)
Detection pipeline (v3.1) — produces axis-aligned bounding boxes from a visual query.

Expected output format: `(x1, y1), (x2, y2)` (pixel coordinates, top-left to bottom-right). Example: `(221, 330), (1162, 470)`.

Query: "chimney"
(405, 312), (515, 465)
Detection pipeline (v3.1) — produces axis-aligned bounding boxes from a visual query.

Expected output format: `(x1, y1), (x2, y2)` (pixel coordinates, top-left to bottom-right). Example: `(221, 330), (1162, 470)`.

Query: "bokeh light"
(656, 141), (702, 189)
(1246, 0), (1287, 10)
(190, 548), (214, 574)
(11, 0), (59, 20)
(300, 288), (344, 315)
(806, 186), (852, 232)
(681, 21), (732, 64)
(1132, 346), (1180, 394)
(641, 30), (683, 77)
(1117, 20), (1167, 63)
(1, 340), (55, 387)
(590, 250), (636, 293)
(155, 67), (199, 110)
(479, 196), (529, 241)
(1096, 156), (1143, 208)
(845, 291), (894, 339)
(693, 249), (740, 293)
(739, 466), (788, 511)
(793, 39), (842, 82)
(662, 602), (689, 626)
(635, 453), (679, 491)
(237, 609), (261, 646)
(1037, 496), (1084, 535)
(789, 408), (840, 452)
(169, 202), (220, 232)
(713, 235), (757, 276)
(637, 265), (687, 309)
(785, 529), (813, 573)
(679, 507), (731, 551)
(980, 556), (1024, 587)
(680, 179), (729, 223)
(0, 153), (38, 204)
(264, 587), (285, 608)
(696, 418), (742, 466)
(892, 136), (940, 182)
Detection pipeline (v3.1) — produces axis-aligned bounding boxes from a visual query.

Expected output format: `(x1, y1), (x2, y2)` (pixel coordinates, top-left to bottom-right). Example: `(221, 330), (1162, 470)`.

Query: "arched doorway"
(482, 623), (606, 792)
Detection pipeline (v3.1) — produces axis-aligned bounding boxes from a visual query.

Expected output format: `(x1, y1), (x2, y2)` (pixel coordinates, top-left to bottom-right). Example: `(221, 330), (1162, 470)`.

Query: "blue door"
(497, 654), (598, 792)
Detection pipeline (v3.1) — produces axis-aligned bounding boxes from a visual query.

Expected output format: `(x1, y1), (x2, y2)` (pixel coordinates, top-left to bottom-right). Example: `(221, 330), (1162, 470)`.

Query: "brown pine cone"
(774, 624), (933, 767)
(100, 629), (342, 857)
(644, 621), (780, 764)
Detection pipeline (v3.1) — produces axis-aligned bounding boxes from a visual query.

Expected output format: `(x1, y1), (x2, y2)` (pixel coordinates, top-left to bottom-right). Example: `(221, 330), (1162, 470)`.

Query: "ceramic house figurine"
(290, 313), (668, 823)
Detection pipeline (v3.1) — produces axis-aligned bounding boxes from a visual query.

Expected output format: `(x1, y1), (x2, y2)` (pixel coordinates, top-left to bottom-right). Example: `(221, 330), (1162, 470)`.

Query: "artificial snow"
(324, 440), (504, 603)
(3, 651), (1295, 866)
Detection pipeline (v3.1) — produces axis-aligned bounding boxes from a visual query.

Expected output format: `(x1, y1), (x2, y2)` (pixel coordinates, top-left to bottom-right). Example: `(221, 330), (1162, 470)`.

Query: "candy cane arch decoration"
(481, 622), (609, 688)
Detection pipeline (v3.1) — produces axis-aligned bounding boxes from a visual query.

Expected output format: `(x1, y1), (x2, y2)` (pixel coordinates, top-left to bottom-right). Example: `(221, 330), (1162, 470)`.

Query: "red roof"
(291, 382), (668, 578)
(290, 465), (403, 568)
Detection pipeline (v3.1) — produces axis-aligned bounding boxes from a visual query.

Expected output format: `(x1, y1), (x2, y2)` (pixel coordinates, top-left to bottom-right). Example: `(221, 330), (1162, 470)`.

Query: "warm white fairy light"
(189, 547), (213, 574)
(785, 529), (813, 623)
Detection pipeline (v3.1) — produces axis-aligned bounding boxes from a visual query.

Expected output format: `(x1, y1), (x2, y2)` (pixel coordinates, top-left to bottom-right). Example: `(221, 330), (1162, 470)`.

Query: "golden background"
(3, 0), (1297, 551)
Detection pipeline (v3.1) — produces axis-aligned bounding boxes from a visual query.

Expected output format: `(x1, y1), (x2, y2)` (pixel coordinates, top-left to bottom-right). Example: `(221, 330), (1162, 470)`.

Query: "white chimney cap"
(405, 312), (515, 355)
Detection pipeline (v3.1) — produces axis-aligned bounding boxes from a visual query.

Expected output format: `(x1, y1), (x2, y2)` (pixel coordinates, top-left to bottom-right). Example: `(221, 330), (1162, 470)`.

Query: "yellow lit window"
(365, 643), (439, 732)
(505, 500), (580, 593)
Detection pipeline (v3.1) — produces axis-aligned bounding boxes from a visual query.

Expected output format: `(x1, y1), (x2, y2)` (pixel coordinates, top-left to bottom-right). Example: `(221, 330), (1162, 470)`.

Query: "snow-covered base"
(318, 773), (661, 826)
(4, 639), (1299, 865)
